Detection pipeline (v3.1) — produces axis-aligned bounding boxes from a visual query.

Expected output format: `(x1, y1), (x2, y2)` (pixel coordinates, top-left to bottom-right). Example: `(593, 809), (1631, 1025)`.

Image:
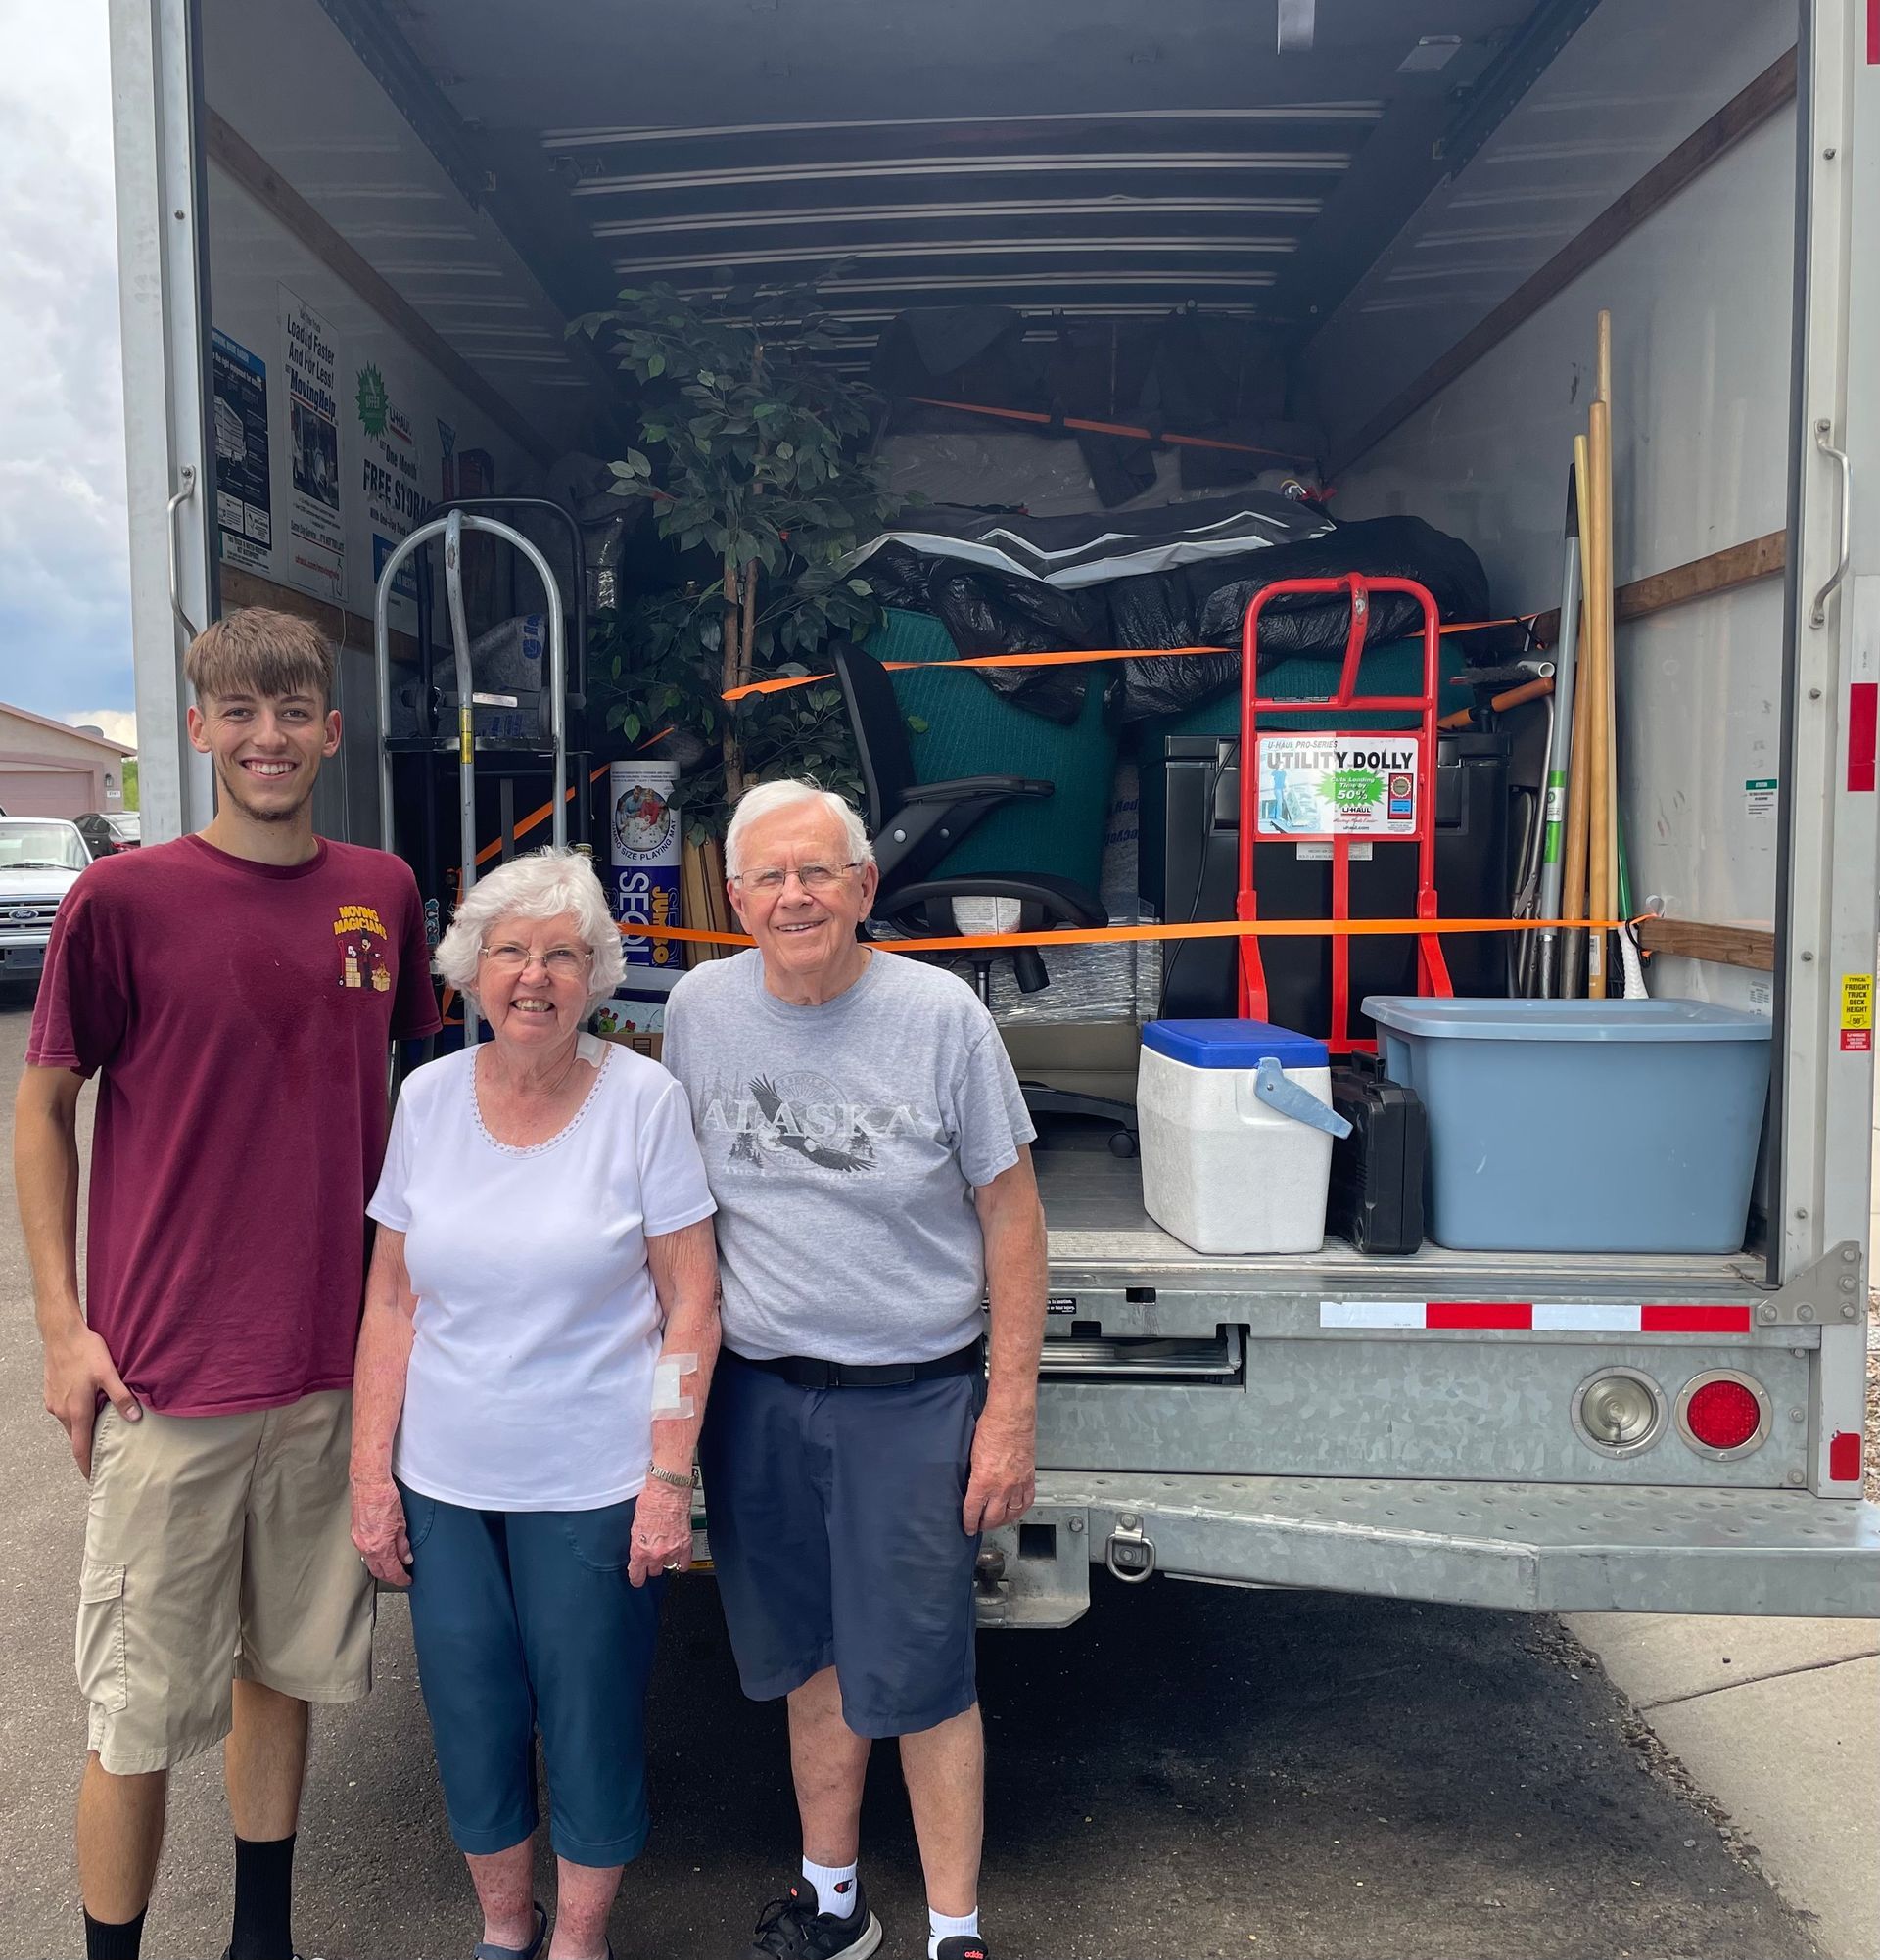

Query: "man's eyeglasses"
(478, 942), (593, 977)
(733, 862), (861, 896)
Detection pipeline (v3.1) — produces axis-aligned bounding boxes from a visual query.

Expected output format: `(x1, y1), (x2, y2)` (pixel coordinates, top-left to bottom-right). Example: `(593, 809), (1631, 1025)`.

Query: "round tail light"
(1676, 1371), (1770, 1459)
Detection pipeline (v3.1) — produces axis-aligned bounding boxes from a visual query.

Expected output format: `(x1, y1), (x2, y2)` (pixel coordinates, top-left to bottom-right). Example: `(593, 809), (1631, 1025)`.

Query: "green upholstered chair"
(866, 608), (1117, 894)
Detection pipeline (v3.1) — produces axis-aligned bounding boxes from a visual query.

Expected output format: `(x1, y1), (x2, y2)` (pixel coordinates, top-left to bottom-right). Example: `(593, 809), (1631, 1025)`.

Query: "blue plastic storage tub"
(1361, 997), (1772, 1253)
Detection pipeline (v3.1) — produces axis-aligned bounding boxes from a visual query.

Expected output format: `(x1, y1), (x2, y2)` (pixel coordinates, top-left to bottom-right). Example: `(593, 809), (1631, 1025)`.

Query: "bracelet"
(645, 1464), (692, 1492)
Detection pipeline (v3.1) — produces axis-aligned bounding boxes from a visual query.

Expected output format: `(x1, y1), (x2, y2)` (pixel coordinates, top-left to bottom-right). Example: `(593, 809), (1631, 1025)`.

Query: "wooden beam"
(1637, 917), (1775, 971)
(205, 109), (556, 467)
(1330, 47), (1798, 474)
(1530, 529), (1787, 646)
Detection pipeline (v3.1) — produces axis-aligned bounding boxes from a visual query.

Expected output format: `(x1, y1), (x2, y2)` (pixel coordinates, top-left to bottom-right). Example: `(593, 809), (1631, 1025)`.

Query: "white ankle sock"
(801, 1856), (858, 1919)
(928, 1905), (980, 1957)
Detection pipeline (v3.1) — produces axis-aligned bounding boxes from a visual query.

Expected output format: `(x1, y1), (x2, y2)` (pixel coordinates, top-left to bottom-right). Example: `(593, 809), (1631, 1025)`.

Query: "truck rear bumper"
(975, 1472), (1880, 1627)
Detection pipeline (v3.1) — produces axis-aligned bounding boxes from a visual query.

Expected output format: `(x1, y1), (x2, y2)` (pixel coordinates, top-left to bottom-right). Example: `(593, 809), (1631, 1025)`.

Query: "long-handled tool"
(1585, 309), (1620, 1000)
(1562, 438), (1595, 996)
(1585, 392), (1613, 999)
(1534, 465), (1581, 997)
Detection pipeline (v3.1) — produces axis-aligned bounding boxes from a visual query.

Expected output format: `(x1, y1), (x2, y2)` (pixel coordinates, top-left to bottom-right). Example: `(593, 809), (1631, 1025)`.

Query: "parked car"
(74, 810), (141, 857)
(0, 817), (91, 985)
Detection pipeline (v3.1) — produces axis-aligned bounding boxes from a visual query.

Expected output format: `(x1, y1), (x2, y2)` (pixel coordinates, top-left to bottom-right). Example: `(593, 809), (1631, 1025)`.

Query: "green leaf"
(847, 578), (872, 595)
(646, 351), (665, 378)
(907, 715), (929, 735)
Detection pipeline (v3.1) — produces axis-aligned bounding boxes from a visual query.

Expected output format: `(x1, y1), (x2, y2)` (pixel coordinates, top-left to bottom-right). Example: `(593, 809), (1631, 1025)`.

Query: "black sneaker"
(935, 1938), (989, 1960)
(747, 1879), (882, 1959)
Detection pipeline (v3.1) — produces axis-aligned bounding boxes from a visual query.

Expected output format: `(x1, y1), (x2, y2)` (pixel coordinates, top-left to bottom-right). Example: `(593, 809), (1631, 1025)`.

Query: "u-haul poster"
(1255, 734), (1420, 837)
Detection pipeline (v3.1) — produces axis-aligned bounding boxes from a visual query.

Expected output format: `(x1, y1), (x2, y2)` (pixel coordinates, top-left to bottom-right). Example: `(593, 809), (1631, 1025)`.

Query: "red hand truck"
(1236, 573), (1455, 1053)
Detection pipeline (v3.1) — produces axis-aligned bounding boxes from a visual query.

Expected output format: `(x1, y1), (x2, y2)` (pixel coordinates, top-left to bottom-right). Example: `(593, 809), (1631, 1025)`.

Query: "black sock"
(83, 1907), (147, 1960)
(229, 1832), (296, 1960)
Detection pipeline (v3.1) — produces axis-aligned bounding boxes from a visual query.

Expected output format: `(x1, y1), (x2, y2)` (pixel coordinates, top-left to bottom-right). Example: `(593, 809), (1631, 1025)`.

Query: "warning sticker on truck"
(1841, 972), (1873, 1051)
(1255, 736), (1419, 837)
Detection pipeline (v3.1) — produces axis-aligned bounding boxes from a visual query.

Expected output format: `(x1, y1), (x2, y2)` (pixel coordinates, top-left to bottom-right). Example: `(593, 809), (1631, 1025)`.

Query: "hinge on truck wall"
(1749, 1240), (1864, 1327)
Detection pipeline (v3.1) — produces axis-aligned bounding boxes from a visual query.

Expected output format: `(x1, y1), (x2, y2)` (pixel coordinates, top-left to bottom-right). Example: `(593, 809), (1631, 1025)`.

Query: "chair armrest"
(898, 775), (1054, 804)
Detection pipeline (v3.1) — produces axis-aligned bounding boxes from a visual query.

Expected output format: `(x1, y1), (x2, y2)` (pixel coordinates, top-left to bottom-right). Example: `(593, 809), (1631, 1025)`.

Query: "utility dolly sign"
(1255, 735), (1420, 837)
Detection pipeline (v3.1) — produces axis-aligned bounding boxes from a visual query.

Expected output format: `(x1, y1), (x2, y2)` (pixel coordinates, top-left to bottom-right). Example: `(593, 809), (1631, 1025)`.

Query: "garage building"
(0, 703), (133, 819)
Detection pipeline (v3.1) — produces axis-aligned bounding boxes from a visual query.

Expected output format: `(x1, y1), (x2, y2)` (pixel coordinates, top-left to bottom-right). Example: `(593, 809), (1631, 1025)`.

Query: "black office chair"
(828, 640), (1137, 1153)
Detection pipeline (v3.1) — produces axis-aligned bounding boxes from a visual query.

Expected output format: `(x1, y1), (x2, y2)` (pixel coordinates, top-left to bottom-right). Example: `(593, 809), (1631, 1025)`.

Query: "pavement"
(0, 985), (1869, 1959)
(1563, 1614), (1879, 1960)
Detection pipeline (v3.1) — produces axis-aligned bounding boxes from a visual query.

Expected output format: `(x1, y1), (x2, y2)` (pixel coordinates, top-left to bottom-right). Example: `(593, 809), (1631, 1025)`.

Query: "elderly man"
(662, 778), (1047, 1960)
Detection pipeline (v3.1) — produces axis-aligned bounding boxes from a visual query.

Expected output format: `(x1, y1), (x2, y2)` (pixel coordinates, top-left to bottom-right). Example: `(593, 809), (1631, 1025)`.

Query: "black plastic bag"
(1126, 517), (1492, 721)
(870, 516), (1493, 726)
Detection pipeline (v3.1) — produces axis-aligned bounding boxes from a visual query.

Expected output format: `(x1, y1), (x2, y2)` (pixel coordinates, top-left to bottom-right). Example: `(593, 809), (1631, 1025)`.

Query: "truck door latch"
(1104, 1514), (1157, 1583)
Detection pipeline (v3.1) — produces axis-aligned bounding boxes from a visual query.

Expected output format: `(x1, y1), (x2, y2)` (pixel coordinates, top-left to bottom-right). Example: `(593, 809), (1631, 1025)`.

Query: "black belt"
(728, 1338), (983, 1390)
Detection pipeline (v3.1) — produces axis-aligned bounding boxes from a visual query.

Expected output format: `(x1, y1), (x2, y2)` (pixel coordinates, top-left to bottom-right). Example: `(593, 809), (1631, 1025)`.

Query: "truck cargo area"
(117, 0), (1880, 1615)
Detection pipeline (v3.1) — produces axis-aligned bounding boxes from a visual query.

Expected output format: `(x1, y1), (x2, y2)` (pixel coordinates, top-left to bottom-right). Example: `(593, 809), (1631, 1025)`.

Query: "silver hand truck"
(373, 506), (574, 1047)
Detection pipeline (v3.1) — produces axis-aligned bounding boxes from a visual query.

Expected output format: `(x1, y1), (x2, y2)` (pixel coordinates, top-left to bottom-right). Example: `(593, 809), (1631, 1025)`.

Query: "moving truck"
(111, 0), (1880, 1620)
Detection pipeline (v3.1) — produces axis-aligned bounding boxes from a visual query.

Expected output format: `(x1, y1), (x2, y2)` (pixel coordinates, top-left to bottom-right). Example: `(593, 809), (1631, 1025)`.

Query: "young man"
(14, 608), (440, 1960)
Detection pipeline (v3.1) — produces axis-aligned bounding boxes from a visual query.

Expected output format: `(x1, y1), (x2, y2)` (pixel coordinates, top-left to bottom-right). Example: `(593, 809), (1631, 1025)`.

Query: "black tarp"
(870, 516), (1500, 724)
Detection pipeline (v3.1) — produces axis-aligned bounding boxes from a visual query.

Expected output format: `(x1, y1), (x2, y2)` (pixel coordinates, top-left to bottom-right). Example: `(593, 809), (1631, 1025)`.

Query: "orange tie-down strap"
(611, 913), (1625, 956)
(438, 913), (1631, 1023)
(721, 618), (1543, 703)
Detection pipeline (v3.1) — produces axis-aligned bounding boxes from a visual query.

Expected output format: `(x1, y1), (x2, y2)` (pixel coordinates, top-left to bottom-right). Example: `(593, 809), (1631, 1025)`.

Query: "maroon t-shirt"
(27, 834), (441, 1416)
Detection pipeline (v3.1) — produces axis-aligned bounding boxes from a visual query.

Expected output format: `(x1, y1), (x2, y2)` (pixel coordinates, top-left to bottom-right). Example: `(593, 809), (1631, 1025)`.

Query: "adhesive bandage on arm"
(650, 1352), (698, 1421)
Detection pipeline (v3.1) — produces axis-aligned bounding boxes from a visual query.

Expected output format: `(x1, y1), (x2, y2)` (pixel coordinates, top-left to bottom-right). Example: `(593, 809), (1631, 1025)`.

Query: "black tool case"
(1327, 1057), (1427, 1254)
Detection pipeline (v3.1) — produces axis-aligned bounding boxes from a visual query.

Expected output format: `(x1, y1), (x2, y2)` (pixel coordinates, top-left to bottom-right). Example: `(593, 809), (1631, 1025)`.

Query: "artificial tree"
(579, 280), (903, 832)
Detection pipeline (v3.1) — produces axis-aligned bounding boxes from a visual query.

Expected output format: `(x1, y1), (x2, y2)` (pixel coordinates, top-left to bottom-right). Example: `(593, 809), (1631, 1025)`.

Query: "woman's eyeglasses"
(478, 943), (593, 977)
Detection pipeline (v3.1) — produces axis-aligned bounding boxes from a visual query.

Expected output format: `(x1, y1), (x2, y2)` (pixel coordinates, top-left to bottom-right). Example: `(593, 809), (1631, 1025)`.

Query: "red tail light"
(1829, 1430), (1863, 1482)
(1676, 1371), (1769, 1459)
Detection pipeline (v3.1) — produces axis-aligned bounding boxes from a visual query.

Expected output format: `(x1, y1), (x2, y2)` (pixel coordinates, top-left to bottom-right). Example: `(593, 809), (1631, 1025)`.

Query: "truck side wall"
(203, 166), (535, 844)
(1318, 69), (1797, 1017)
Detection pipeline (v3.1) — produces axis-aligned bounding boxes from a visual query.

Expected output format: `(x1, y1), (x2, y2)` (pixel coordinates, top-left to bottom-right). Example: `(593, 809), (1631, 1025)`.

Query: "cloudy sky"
(0, 1), (137, 749)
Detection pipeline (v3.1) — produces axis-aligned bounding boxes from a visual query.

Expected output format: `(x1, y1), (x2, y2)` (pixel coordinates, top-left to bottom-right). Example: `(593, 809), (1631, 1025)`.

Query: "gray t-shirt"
(662, 948), (1035, 1364)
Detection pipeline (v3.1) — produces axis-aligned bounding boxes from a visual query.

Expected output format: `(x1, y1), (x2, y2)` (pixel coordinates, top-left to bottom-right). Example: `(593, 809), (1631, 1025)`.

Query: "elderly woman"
(350, 849), (718, 1960)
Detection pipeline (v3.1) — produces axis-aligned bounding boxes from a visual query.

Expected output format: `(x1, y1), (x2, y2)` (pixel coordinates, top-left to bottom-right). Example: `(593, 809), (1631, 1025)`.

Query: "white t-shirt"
(367, 1034), (716, 1511)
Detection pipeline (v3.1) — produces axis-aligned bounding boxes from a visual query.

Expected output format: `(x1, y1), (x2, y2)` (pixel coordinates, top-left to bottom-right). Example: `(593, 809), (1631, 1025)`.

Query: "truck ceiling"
(297, 0), (1563, 363)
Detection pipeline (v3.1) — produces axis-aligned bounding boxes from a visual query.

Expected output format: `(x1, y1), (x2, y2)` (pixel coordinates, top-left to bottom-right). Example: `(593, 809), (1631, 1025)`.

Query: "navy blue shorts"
(698, 1354), (985, 1740)
(400, 1485), (663, 1865)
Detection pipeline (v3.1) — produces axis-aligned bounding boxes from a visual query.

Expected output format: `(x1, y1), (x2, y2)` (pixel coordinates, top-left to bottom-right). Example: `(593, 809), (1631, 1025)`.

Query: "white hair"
(724, 777), (874, 878)
(436, 847), (626, 1011)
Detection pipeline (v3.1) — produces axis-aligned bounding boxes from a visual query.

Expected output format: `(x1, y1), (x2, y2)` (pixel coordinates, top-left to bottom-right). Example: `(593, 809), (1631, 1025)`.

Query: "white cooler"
(1136, 1019), (1351, 1255)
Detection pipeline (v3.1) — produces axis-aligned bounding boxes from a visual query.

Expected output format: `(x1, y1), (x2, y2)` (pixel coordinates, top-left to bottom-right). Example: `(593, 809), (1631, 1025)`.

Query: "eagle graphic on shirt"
(699, 1071), (920, 1175)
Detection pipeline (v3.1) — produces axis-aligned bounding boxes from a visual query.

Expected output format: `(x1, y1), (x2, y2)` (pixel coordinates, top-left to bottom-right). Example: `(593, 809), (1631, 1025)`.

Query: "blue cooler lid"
(1142, 1019), (1329, 1070)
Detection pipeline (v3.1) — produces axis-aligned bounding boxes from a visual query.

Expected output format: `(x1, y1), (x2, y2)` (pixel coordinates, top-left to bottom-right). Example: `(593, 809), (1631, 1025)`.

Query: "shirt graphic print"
(662, 948), (1034, 1364)
(707, 1070), (922, 1174)
(334, 902), (394, 991)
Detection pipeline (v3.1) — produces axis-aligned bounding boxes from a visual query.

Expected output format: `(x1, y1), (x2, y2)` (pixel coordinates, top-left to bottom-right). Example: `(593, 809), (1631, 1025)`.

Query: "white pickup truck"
(0, 818), (93, 987)
(109, 0), (1880, 1620)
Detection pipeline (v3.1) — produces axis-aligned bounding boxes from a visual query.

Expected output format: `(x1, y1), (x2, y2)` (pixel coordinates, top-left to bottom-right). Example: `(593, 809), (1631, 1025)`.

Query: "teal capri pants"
(400, 1482), (663, 1865)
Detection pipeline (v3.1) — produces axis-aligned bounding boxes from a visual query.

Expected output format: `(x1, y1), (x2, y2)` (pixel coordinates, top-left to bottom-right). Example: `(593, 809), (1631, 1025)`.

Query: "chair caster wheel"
(1107, 1129), (1139, 1159)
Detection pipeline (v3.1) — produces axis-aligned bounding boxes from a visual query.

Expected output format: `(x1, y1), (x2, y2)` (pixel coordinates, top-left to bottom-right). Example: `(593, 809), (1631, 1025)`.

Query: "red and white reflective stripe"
(1320, 1300), (1755, 1333)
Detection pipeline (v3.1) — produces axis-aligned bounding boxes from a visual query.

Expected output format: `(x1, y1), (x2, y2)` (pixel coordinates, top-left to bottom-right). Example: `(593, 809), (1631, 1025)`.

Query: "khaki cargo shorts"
(77, 1389), (374, 1774)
